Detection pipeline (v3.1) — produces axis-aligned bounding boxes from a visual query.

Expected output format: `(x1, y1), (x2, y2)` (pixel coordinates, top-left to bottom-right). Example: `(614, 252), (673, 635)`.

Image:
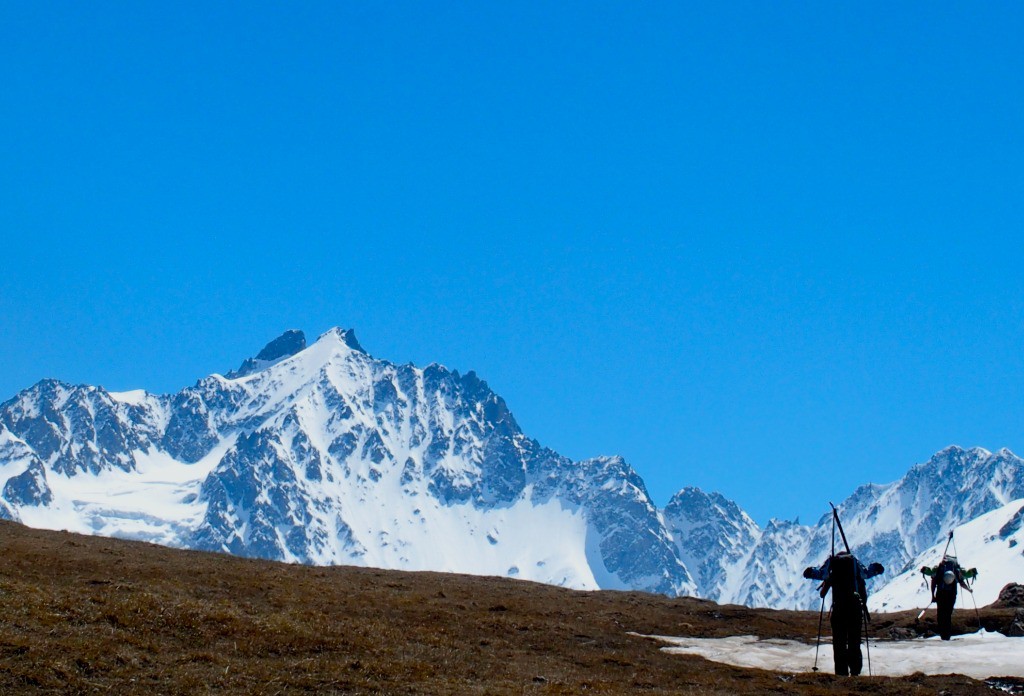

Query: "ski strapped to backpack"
(828, 503), (872, 615)
(830, 502), (873, 676)
(803, 504), (884, 676)
(917, 530), (980, 626)
(919, 532), (979, 588)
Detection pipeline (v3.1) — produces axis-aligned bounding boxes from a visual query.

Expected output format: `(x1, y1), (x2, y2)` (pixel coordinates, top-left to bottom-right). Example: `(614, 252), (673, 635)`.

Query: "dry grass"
(0, 520), (1017, 694)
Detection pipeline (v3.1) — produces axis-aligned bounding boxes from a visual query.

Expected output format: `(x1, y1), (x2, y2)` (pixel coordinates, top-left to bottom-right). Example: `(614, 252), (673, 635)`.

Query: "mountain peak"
(255, 330), (306, 362)
(316, 327), (366, 354)
(228, 329), (309, 378)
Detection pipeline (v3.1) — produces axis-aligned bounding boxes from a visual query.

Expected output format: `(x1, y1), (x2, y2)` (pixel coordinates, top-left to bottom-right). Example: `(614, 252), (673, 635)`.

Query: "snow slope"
(869, 498), (1024, 612)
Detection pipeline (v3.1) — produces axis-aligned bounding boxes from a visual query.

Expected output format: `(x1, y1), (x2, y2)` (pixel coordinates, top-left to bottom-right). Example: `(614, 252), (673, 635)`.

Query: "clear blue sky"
(2, 2), (1023, 525)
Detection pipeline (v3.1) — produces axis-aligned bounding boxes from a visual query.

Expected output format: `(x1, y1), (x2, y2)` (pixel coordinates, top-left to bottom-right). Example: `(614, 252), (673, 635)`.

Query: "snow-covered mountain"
(663, 487), (759, 602)
(0, 328), (692, 596)
(668, 447), (1024, 609)
(1, 327), (1021, 608)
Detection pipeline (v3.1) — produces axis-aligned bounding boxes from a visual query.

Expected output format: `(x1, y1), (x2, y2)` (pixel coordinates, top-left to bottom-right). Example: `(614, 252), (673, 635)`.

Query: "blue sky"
(2, 2), (1022, 525)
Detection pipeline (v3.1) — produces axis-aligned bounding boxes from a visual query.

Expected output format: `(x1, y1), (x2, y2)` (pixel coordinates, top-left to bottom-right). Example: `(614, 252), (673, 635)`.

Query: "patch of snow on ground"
(644, 630), (1024, 679)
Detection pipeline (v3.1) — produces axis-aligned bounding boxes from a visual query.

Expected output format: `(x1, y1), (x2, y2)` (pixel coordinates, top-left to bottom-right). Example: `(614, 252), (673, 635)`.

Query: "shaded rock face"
(999, 506), (1024, 540)
(994, 583), (1024, 609)
(0, 380), (150, 476)
(1008, 609), (1024, 637)
(228, 330), (310, 378)
(663, 487), (759, 601)
(256, 330), (306, 362)
(2, 459), (52, 507)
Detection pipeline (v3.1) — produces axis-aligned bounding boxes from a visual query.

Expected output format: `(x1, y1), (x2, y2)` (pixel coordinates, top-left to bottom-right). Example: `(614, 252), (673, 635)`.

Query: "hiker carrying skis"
(921, 556), (977, 640)
(803, 552), (884, 676)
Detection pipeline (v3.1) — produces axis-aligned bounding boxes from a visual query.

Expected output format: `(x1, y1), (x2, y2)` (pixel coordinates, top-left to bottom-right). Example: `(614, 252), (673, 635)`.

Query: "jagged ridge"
(2, 328), (1022, 607)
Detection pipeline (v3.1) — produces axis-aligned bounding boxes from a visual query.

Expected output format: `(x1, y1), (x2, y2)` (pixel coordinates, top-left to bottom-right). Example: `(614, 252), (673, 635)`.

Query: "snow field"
(646, 630), (1024, 679)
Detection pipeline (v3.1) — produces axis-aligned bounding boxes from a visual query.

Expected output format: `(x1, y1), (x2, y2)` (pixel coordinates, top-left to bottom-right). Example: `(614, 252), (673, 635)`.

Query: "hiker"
(803, 552), (884, 676)
(921, 556), (977, 640)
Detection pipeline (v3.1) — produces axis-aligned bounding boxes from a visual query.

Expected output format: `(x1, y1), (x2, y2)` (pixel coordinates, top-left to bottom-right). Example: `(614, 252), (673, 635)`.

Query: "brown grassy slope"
(0, 520), (1016, 695)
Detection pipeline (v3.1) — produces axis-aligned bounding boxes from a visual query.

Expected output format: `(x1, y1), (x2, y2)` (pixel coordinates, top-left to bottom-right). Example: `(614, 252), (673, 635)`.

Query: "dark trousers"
(936, 593), (956, 640)
(830, 604), (863, 676)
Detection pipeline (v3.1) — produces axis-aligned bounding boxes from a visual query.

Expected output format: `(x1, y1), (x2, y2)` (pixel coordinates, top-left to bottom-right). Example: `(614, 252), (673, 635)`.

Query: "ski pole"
(969, 581), (981, 631)
(916, 597), (934, 620)
(917, 576), (931, 610)
(812, 593), (825, 672)
(863, 608), (872, 677)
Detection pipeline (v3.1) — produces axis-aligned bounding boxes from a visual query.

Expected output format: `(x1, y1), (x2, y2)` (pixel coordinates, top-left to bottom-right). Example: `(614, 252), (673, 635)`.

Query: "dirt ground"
(0, 520), (1019, 694)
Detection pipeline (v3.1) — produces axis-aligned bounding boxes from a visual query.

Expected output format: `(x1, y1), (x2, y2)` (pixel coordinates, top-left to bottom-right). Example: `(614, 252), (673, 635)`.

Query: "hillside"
(0, 521), (1019, 694)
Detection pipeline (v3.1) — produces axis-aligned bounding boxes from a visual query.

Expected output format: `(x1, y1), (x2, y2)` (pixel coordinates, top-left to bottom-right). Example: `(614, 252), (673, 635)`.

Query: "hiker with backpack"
(921, 556), (977, 640)
(803, 551), (884, 676)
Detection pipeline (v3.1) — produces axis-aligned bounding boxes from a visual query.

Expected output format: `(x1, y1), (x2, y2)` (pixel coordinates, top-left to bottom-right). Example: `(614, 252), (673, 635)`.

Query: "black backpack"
(829, 553), (866, 605)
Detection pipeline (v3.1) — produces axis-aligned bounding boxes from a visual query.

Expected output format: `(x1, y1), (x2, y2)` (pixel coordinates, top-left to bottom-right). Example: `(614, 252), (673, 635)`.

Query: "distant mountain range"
(1, 328), (1021, 608)
(667, 446), (1024, 609)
